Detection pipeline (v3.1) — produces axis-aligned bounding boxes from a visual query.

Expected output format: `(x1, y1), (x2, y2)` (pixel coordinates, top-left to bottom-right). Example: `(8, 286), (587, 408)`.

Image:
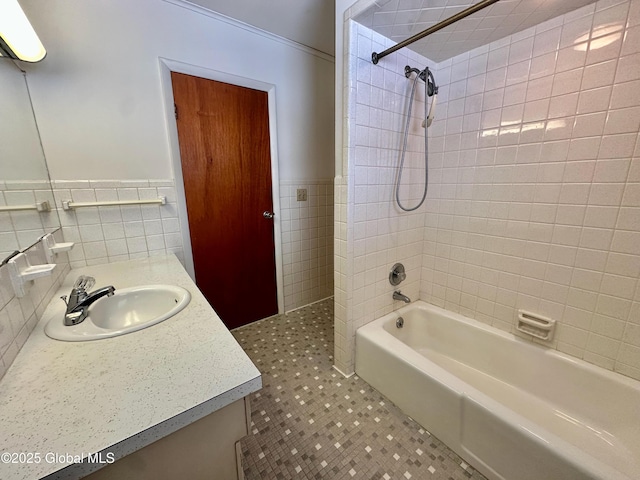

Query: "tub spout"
(393, 291), (411, 303)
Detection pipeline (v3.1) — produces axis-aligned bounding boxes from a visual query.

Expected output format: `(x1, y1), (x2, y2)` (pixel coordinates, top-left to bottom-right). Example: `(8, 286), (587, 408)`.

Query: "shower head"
(404, 64), (438, 128)
(404, 65), (438, 97)
(405, 65), (438, 128)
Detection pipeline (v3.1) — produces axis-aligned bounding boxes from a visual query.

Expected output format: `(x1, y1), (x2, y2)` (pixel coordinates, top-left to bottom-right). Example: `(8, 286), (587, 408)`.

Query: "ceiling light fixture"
(0, 0), (46, 62)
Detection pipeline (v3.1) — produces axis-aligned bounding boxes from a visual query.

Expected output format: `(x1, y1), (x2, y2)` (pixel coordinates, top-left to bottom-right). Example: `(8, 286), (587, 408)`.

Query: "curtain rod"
(371, 0), (501, 65)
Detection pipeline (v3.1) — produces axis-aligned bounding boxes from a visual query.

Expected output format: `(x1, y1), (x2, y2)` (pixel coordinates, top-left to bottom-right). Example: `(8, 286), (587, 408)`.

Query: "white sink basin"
(45, 285), (191, 341)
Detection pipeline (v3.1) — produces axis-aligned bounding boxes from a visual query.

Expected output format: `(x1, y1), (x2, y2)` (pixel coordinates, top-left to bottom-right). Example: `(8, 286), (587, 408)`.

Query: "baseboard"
(332, 364), (355, 378)
(285, 295), (334, 314)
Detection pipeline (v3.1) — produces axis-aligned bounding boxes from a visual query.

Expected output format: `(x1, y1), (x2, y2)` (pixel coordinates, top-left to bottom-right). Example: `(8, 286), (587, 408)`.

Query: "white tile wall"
(0, 229), (70, 380)
(335, 20), (436, 374)
(423, 0), (640, 380)
(51, 180), (185, 268)
(0, 180), (58, 260)
(0, 174), (333, 378)
(341, 0), (640, 381)
(280, 180), (334, 311)
(334, 174), (349, 375)
(52, 178), (332, 313)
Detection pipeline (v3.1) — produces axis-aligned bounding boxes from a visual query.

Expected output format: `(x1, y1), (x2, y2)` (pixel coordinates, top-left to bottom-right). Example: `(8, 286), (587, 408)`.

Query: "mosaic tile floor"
(232, 299), (487, 480)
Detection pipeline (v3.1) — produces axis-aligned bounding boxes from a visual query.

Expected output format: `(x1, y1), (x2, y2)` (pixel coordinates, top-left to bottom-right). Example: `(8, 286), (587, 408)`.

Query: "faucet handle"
(83, 276), (95, 291)
(60, 295), (68, 306)
(73, 275), (95, 291)
(389, 263), (406, 286)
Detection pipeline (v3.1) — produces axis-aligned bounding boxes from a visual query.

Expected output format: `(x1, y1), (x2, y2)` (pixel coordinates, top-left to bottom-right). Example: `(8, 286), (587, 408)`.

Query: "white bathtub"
(355, 301), (640, 480)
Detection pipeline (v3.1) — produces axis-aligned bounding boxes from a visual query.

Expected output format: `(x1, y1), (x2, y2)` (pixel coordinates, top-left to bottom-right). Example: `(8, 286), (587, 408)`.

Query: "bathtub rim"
(363, 300), (640, 392)
(355, 300), (640, 480)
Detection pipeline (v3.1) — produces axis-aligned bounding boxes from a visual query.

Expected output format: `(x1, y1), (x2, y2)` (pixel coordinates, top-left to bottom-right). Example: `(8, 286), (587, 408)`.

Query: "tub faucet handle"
(389, 263), (406, 286)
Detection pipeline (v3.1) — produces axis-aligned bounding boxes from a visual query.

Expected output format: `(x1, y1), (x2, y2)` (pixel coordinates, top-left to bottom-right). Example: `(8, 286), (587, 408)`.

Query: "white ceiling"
(353, 0), (600, 62)
(183, 0), (336, 56)
(180, 1), (602, 62)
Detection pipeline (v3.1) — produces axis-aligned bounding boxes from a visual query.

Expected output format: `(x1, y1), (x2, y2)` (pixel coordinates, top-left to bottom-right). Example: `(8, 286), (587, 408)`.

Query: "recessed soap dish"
(516, 310), (556, 341)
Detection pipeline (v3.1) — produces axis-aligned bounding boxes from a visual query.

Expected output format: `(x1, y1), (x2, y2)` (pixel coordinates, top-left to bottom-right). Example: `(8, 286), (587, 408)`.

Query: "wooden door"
(171, 72), (278, 329)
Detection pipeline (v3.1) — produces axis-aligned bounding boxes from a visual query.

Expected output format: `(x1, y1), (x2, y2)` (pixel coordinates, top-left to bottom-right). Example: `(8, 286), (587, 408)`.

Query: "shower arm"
(404, 66), (438, 96)
(371, 0), (500, 65)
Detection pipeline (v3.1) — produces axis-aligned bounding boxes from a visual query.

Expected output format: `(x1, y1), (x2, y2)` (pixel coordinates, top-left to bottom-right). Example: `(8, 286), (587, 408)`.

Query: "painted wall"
(0, 62), (48, 181)
(422, 0), (640, 380)
(21, 0), (334, 182)
(17, 0), (335, 312)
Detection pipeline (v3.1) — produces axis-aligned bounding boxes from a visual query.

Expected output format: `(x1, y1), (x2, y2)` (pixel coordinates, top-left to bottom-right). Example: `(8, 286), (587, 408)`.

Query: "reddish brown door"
(171, 72), (278, 329)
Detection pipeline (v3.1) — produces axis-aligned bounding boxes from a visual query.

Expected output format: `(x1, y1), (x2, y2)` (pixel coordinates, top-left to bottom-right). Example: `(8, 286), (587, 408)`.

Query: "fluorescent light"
(0, 0), (46, 62)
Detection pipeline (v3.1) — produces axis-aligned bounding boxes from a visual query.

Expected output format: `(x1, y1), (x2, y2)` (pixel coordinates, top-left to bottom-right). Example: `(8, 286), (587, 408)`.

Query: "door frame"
(158, 57), (285, 315)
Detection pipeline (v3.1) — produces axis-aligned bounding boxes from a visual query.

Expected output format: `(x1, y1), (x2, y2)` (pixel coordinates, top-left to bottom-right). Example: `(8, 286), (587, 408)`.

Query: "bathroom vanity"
(0, 255), (261, 480)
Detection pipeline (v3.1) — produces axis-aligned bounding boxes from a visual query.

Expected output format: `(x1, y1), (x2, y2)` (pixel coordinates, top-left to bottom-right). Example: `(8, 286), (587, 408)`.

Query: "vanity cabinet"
(84, 397), (250, 480)
(0, 256), (261, 480)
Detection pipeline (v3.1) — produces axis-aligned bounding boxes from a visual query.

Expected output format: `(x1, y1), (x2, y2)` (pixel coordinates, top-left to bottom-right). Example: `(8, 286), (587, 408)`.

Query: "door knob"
(263, 211), (274, 219)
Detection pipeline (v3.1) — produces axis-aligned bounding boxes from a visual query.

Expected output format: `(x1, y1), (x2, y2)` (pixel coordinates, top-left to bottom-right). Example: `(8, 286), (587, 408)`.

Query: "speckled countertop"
(0, 255), (262, 480)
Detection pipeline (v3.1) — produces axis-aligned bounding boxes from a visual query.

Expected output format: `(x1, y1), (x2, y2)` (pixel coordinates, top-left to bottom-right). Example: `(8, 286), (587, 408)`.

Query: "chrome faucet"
(62, 276), (115, 326)
(393, 290), (411, 303)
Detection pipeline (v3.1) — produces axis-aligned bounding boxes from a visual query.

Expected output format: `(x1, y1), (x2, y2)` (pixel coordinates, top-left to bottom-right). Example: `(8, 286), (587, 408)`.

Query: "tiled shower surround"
(51, 179), (333, 313)
(336, 0), (640, 380)
(424, 0), (640, 379)
(334, 21), (438, 374)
